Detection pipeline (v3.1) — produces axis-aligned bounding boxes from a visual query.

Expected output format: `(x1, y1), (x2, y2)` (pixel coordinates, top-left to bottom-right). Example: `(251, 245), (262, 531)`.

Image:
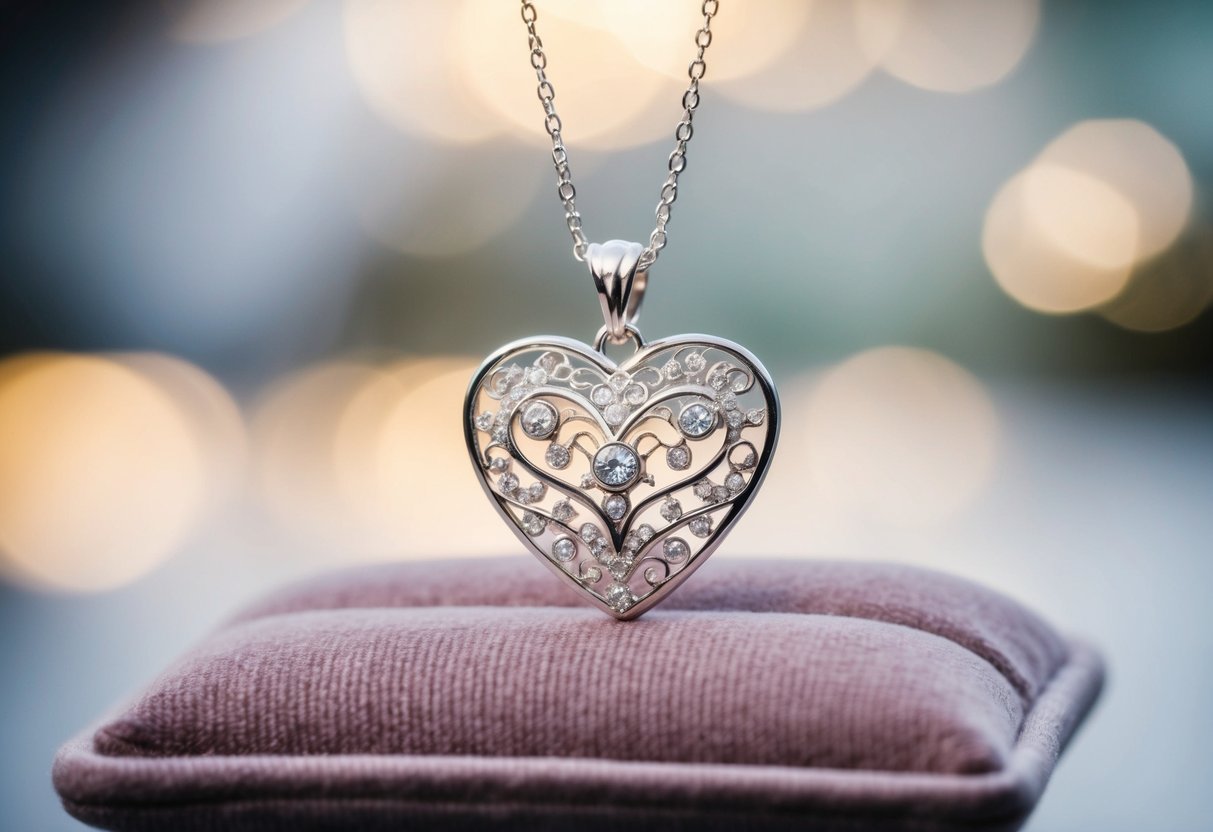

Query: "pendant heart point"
(465, 334), (779, 619)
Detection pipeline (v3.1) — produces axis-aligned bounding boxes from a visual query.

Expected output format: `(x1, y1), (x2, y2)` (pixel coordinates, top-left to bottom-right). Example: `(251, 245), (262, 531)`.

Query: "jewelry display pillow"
(54, 557), (1103, 831)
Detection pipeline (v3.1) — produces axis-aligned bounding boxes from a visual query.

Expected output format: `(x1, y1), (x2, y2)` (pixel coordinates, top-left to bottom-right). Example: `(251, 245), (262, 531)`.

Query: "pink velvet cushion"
(54, 557), (1103, 831)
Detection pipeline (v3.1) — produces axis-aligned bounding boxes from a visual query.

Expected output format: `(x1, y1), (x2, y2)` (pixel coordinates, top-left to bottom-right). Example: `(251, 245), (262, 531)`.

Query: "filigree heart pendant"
(464, 243), (779, 619)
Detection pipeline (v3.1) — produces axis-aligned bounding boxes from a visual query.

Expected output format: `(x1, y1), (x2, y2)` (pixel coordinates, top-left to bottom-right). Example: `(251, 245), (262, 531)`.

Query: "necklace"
(464, 1), (779, 619)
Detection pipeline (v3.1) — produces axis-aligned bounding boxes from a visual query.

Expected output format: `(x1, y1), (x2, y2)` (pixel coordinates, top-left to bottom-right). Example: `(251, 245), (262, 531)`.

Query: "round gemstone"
(678, 403), (715, 438)
(635, 524), (655, 542)
(592, 443), (640, 489)
(552, 499), (576, 522)
(579, 523), (601, 543)
(520, 401), (558, 439)
(521, 511), (546, 536)
(720, 392), (738, 411)
(725, 472), (745, 493)
(527, 367), (548, 386)
(604, 582), (635, 612)
(663, 537), (690, 563)
(591, 385), (614, 406)
(609, 560), (631, 580)
(689, 516), (712, 538)
(552, 536), (577, 562)
(623, 384), (647, 405)
(475, 411), (494, 431)
(528, 482), (547, 501)
(712, 486), (730, 502)
(604, 403), (629, 426)
(685, 352), (706, 372)
(747, 408), (765, 425)
(660, 498), (683, 522)
(663, 359), (683, 380)
(582, 566), (602, 584)
(498, 472), (519, 494)
(608, 372), (630, 392)
(666, 445), (691, 470)
(545, 443), (571, 469)
(693, 480), (713, 499)
(603, 494), (629, 521)
(489, 456), (510, 474)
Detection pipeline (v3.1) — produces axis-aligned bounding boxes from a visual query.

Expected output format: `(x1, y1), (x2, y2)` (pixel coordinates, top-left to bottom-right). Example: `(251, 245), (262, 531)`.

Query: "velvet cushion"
(53, 557), (1103, 831)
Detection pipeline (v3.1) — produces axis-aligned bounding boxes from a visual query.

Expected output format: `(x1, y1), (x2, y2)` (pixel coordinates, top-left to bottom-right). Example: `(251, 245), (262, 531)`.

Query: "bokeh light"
(801, 347), (999, 528)
(717, 0), (878, 113)
(168, 0), (309, 43)
(1099, 226), (1213, 332)
(983, 119), (1195, 316)
(857, 0), (1040, 93)
(0, 354), (214, 592)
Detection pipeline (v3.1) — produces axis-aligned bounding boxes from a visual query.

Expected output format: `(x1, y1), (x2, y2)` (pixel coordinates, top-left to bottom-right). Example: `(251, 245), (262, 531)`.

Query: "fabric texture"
(54, 557), (1104, 831)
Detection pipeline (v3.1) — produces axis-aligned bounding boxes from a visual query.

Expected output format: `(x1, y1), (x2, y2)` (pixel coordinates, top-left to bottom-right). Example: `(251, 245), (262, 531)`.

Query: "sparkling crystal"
(720, 391), (738, 411)
(537, 352), (560, 373)
(708, 368), (728, 390)
(609, 560), (631, 580)
(666, 445), (691, 470)
(732, 376), (749, 392)
(545, 443), (571, 469)
(726, 410), (744, 428)
(725, 472), (745, 493)
(693, 480), (713, 499)
(552, 536), (577, 562)
(608, 372), (630, 392)
(552, 499), (576, 522)
(591, 385), (614, 407)
(662, 359), (683, 380)
(636, 524), (655, 542)
(739, 451), (757, 469)
(582, 566), (602, 584)
(712, 486), (730, 502)
(593, 443), (640, 488)
(526, 367), (548, 386)
(475, 411), (494, 431)
(623, 384), (647, 406)
(508, 386), (527, 402)
(604, 402), (628, 426)
(660, 498), (683, 522)
(498, 472), (519, 494)
(521, 511), (546, 536)
(528, 482), (547, 501)
(663, 537), (690, 563)
(590, 537), (610, 559)
(746, 408), (765, 425)
(488, 457), (510, 474)
(579, 523), (600, 543)
(678, 403), (715, 438)
(603, 494), (629, 521)
(622, 532), (642, 553)
(685, 352), (705, 373)
(604, 581), (635, 612)
(491, 425), (508, 444)
(644, 566), (664, 584)
(516, 489), (534, 505)
(520, 401), (557, 439)
(689, 516), (712, 538)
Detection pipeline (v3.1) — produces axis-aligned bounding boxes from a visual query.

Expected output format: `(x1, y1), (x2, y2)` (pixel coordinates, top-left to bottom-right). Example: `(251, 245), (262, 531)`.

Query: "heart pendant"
(464, 332), (779, 619)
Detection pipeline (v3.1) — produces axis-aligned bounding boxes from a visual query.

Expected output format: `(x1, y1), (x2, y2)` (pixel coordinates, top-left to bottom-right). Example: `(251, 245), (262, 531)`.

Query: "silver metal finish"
(520, 0), (719, 269)
(464, 333), (779, 620)
(587, 240), (647, 344)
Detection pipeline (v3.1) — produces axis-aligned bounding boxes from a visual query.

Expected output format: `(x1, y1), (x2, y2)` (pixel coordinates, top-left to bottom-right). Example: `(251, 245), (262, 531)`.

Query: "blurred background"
(1, 0), (1210, 829)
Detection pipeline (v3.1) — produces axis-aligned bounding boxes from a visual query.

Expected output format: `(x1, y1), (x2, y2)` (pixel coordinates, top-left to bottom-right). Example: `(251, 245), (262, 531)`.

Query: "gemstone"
(623, 384), (647, 405)
(689, 516), (712, 538)
(552, 499), (576, 522)
(521, 511), (546, 536)
(498, 472), (519, 494)
(678, 403), (715, 438)
(508, 386), (527, 402)
(520, 401), (558, 439)
(660, 498), (683, 522)
(604, 582), (635, 612)
(491, 425), (508, 444)
(590, 537), (610, 558)
(604, 403), (628, 426)
(582, 566), (602, 584)
(685, 352), (705, 372)
(591, 385), (614, 406)
(663, 537), (690, 563)
(693, 480), (713, 499)
(489, 456), (509, 474)
(516, 489), (534, 505)
(552, 536), (577, 562)
(739, 451), (757, 469)
(746, 408), (765, 425)
(475, 411), (494, 431)
(636, 524), (655, 542)
(580, 473), (596, 489)
(537, 352), (559, 373)
(622, 532), (642, 553)
(603, 494), (629, 521)
(528, 482), (547, 501)
(712, 486), (730, 502)
(708, 368), (728, 390)
(666, 445), (691, 470)
(545, 443), (571, 469)
(720, 391), (738, 411)
(644, 565), (664, 584)
(732, 376), (748, 392)
(526, 368), (548, 386)
(725, 472), (745, 493)
(592, 443), (640, 489)
(726, 410), (743, 428)
(609, 560), (631, 580)
(579, 523), (600, 543)
(662, 359), (683, 380)
(608, 372), (629, 392)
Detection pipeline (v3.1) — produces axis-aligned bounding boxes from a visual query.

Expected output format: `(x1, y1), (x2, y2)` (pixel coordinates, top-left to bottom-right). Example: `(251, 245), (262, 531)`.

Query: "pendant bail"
(587, 240), (648, 345)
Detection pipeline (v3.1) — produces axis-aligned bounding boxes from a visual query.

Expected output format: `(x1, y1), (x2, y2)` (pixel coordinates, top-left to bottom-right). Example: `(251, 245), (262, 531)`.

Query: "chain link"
(519, 0), (719, 270)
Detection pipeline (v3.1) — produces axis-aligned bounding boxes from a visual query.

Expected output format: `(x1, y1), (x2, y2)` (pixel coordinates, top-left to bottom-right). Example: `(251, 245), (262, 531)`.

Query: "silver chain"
(520, 0), (719, 271)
